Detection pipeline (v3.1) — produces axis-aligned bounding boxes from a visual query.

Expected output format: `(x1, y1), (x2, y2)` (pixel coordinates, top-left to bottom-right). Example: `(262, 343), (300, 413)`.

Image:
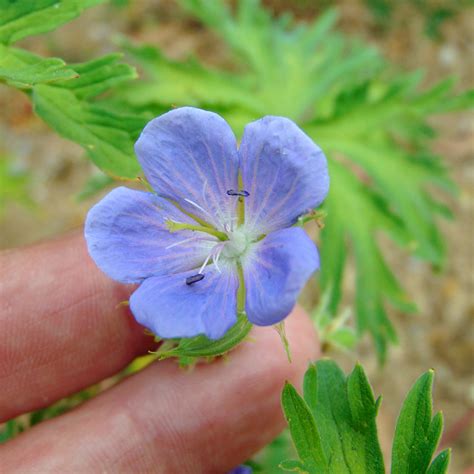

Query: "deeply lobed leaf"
(303, 360), (385, 473)
(0, 45), (77, 87)
(0, 0), (104, 45)
(118, 0), (473, 358)
(283, 362), (450, 473)
(32, 85), (144, 178)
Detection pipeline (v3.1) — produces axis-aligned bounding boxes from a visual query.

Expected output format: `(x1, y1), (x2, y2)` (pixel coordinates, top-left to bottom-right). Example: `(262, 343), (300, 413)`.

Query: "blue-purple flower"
(227, 465), (253, 474)
(85, 107), (329, 340)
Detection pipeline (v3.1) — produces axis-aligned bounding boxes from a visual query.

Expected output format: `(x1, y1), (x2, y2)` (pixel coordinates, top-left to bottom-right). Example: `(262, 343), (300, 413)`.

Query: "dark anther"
(186, 273), (205, 285)
(226, 189), (250, 197)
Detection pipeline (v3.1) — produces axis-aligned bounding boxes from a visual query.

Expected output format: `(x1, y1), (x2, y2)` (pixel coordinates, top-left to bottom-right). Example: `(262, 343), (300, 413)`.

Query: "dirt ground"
(0, 1), (472, 471)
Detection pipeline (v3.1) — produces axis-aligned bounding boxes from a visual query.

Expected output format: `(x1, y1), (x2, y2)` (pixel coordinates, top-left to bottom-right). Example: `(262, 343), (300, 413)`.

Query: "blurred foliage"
(1, 0), (472, 361)
(252, 431), (296, 473)
(0, 0), (147, 178)
(116, 0), (473, 361)
(312, 288), (357, 352)
(364, 0), (472, 39)
(0, 385), (98, 444)
(0, 156), (33, 218)
(0, 351), (156, 444)
(281, 361), (450, 473)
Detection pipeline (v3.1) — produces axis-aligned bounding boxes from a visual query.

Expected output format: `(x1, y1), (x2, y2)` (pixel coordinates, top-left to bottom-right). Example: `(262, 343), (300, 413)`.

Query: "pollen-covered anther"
(226, 189), (250, 197)
(186, 274), (205, 285)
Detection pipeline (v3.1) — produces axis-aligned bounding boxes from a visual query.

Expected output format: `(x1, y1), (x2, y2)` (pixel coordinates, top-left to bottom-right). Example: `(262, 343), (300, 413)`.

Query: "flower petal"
(135, 107), (240, 230)
(85, 186), (217, 283)
(130, 267), (239, 340)
(243, 227), (319, 326)
(239, 116), (329, 235)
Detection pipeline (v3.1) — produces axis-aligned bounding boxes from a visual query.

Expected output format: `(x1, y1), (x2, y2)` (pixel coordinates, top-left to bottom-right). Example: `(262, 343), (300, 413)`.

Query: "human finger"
(0, 231), (156, 422)
(0, 307), (319, 473)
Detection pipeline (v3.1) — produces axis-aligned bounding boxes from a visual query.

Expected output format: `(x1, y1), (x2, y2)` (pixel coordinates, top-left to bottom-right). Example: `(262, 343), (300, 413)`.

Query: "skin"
(0, 231), (319, 473)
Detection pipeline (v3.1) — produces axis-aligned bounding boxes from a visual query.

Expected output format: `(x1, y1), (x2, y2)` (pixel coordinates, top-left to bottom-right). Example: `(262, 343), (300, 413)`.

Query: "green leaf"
(0, 4), (144, 180)
(391, 370), (444, 474)
(0, 0), (104, 45)
(303, 360), (385, 473)
(156, 313), (252, 362)
(283, 362), (451, 473)
(281, 382), (327, 474)
(326, 327), (357, 350)
(121, 0), (471, 358)
(0, 45), (77, 87)
(56, 53), (137, 99)
(120, 41), (259, 114)
(32, 84), (144, 178)
(312, 290), (357, 351)
(427, 449), (451, 474)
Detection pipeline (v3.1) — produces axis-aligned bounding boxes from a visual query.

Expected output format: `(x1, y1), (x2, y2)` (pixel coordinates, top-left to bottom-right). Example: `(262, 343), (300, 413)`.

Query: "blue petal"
(227, 466), (253, 474)
(239, 116), (329, 235)
(243, 227), (319, 326)
(85, 186), (217, 283)
(135, 107), (240, 230)
(130, 267), (239, 340)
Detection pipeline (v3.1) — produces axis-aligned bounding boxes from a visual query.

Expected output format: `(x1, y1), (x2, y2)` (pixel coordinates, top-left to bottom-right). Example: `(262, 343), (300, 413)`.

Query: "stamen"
(226, 189), (250, 197)
(165, 236), (206, 250)
(213, 255), (221, 273)
(186, 274), (205, 285)
(212, 243), (225, 273)
(198, 253), (213, 275)
(184, 198), (214, 220)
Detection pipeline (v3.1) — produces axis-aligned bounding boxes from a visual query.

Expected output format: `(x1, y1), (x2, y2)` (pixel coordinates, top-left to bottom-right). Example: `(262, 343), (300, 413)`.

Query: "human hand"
(0, 231), (318, 473)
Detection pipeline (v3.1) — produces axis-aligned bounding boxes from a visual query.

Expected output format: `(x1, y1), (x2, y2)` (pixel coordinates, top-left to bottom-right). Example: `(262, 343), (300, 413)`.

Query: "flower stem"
(166, 220), (228, 241)
(236, 261), (246, 314)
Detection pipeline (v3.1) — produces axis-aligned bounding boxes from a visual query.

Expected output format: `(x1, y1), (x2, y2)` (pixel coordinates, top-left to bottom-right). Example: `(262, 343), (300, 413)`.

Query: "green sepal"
(154, 312), (252, 364)
(275, 321), (292, 362)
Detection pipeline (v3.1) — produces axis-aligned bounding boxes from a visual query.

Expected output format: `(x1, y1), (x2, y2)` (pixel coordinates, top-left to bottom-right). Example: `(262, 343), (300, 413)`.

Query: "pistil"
(236, 173), (246, 227)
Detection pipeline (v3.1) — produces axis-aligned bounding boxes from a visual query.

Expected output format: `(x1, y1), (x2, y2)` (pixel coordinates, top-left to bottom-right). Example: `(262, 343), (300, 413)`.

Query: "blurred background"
(0, 0), (472, 471)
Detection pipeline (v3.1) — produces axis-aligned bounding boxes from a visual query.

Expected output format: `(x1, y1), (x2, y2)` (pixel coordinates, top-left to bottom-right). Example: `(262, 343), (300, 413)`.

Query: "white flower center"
(222, 227), (251, 260)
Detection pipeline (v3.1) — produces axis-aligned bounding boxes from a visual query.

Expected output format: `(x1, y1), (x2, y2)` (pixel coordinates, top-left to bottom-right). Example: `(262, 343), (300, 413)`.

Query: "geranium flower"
(85, 107), (329, 340)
